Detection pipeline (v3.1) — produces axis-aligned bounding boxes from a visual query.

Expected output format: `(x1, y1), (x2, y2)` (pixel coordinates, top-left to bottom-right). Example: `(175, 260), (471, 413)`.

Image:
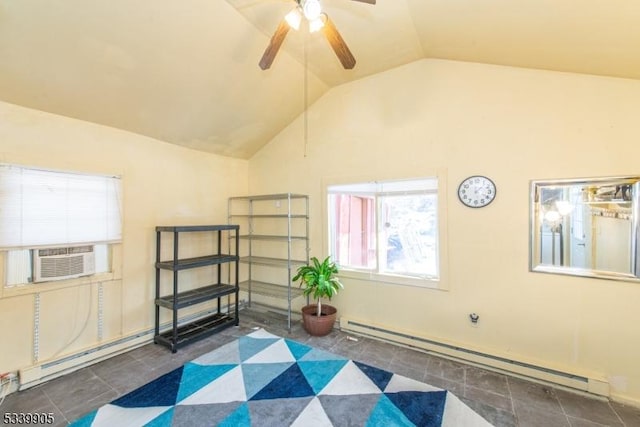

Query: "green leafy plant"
(293, 256), (344, 317)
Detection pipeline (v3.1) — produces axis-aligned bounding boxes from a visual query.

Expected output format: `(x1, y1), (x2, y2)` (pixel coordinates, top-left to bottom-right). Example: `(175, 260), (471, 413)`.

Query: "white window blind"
(0, 164), (122, 250)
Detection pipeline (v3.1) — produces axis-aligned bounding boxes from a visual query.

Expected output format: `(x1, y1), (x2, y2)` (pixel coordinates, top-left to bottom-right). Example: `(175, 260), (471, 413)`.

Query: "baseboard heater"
(340, 317), (610, 397)
(18, 307), (233, 391)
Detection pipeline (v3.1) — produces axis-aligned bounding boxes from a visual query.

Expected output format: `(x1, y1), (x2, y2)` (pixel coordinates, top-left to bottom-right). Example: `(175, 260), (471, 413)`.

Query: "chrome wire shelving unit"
(228, 193), (309, 331)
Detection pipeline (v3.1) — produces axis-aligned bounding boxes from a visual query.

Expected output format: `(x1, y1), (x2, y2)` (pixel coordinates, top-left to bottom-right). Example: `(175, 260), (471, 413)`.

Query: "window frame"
(323, 173), (449, 290)
(0, 164), (122, 291)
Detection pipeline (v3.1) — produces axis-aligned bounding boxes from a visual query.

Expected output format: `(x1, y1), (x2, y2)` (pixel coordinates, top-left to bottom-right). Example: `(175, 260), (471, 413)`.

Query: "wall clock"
(457, 175), (496, 208)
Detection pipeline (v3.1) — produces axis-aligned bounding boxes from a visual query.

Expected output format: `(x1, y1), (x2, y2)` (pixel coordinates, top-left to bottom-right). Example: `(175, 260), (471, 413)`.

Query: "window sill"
(1, 272), (120, 299)
(339, 268), (445, 290)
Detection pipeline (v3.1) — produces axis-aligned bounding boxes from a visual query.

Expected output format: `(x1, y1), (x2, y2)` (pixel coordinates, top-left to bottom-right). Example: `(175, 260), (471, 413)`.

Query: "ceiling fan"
(259, 0), (376, 70)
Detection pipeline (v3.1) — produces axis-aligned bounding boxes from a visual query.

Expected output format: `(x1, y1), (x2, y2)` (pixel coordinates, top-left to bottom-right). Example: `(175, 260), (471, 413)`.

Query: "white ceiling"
(1, 0), (639, 158)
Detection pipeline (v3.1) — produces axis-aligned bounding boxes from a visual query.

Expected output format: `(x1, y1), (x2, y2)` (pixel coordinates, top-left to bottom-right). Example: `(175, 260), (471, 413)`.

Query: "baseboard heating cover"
(18, 308), (229, 391)
(339, 317), (610, 397)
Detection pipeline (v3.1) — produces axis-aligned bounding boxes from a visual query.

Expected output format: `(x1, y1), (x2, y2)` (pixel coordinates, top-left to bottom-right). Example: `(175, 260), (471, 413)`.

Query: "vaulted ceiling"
(1, 1), (639, 158)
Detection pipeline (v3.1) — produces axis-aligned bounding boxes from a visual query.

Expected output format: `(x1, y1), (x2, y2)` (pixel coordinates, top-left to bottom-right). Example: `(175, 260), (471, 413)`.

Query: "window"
(328, 177), (440, 285)
(1, 164), (122, 286)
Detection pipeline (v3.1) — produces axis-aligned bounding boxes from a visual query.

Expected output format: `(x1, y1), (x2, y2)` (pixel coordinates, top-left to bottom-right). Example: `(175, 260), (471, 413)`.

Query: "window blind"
(0, 164), (122, 250)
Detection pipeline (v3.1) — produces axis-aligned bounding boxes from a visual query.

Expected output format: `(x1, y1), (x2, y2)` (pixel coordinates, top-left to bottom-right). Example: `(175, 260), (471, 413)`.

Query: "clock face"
(458, 176), (496, 208)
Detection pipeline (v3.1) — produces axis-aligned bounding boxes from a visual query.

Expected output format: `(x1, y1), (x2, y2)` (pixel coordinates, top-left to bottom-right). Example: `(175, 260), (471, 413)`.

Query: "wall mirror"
(530, 176), (640, 281)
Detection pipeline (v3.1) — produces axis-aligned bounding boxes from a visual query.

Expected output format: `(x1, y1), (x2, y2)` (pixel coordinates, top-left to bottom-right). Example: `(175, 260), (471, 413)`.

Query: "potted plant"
(293, 256), (344, 336)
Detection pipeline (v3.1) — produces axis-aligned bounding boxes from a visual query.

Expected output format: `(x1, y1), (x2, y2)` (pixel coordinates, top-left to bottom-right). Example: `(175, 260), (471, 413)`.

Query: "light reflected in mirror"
(530, 176), (640, 281)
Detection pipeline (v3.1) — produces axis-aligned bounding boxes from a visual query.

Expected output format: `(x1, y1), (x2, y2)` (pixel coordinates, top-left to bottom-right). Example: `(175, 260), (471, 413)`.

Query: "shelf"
(239, 280), (304, 299)
(229, 214), (308, 219)
(155, 224), (239, 352)
(156, 283), (237, 310)
(154, 313), (237, 352)
(229, 193), (308, 202)
(585, 201), (631, 208)
(228, 194), (308, 331)
(240, 256), (308, 268)
(156, 224), (239, 233)
(156, 254), (239, 271)
(236, 234), (308, 241)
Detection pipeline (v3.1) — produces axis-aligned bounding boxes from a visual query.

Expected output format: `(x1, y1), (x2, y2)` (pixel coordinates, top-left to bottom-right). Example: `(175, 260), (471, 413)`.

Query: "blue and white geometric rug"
(71, 328), (493, 426)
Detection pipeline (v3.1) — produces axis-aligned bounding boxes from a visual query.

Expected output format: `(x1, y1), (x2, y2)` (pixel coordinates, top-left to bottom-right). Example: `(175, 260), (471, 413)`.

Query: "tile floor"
(1, 308), (639, 426)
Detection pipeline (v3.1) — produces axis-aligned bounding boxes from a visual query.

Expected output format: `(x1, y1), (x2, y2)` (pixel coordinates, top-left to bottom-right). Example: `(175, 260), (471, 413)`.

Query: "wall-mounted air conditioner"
(33, 245), (95, 282)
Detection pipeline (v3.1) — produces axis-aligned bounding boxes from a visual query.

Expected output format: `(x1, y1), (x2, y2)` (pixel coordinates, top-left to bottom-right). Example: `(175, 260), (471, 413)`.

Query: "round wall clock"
(457, 175), (496, 208)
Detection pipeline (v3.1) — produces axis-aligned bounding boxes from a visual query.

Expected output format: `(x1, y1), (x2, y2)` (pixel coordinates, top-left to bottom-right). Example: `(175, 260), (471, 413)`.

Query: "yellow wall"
(2, 57), (640, 404)
(0, 101), (248, 375)
(247, 59), (640, 403)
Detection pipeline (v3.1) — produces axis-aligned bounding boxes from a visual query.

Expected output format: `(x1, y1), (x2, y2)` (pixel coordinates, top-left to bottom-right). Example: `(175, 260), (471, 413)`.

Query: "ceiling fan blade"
(259, 20), (291, 70)
(321, 15), (356, 69)
(350, 0), (376, 3)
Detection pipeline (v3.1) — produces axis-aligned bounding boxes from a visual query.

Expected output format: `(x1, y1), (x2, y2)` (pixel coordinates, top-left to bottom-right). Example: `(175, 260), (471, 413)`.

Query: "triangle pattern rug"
(71, 329), (493, 426)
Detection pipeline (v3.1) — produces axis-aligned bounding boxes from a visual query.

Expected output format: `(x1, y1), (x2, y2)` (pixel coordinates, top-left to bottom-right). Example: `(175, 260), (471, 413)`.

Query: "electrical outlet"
(469, 313), (479, 327)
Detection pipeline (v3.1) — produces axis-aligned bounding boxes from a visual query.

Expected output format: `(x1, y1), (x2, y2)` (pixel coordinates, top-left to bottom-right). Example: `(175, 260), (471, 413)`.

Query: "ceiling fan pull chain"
(303, 30), (309, 158)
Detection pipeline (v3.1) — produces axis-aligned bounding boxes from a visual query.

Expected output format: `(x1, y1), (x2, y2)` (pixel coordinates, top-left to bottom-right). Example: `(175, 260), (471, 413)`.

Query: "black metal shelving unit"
(154, 224), (239, 352)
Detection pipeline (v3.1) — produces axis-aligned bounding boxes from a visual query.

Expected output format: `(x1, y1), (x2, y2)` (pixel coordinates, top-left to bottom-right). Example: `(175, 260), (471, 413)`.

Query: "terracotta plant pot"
(301, 304), (337, 336)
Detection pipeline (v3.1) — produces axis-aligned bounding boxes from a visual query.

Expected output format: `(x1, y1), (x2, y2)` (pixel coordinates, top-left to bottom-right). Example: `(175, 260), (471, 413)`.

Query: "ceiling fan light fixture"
(308, 16), (325, 33)
(260, 0), (366, 70)
(285, 8), (302, 30)
(302, 0), (322, 21)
